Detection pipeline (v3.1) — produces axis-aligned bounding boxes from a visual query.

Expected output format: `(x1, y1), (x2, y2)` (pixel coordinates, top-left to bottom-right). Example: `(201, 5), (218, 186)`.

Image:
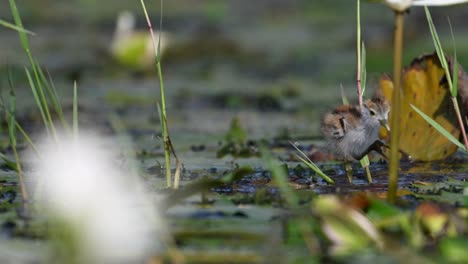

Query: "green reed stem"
(9, 0), (58, 142)
(388, 11), (405, 203)
(0, 18), (34, 35)
(451, 97), (468, 150)
(37, 64), (70, 132)
(425, 7), (468, 152)
(7, 73), (28, 208)
(356, 0), (372, 183)
(356, 0), (363, 107)
(139, 0), (172, 187)
(157, 63), (172, 188)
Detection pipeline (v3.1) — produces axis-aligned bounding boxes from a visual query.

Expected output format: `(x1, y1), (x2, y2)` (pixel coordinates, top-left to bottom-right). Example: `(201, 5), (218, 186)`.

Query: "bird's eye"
(370, 110), (376, 116)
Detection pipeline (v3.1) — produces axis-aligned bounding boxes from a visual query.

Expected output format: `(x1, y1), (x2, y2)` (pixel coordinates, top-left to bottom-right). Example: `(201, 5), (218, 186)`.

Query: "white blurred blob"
(111, 11), (172, 68)
(384, 0), (468, 11)
(384, 0), (413, 11)
(34, 131), (164, 263)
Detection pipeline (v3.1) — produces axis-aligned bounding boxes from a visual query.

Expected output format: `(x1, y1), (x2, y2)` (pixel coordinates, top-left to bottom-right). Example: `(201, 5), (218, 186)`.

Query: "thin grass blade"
(73, 81), (79, 138)
(0, 69), (19, 170)
(140, 0), (172, 188)
(0, 152), (17, 170)
(156, 0), (164, 63)
(341, 84), (349, 105)
(361, 42), (367, 96)
(25, 67), (50, 135)
(14, 120), (40, 158)
(425, 6), (453, 89)
(10, 0), (57, 140)
(411, 104), (466, 150)
(8, 81), (17, 150)
(8, 0), (30, 50)
(0, 71), (40, 157)
(452, 56), (458, 97)
(0, 19), (34, 35)
(425, 10), (468, 151)
(448, 18), (458, 97)
(424, 7), (447, 68)
(295, 155), (335, 184)
(157, 102), (171, 187)
(290, 142), (335, 184)
(36, 61), (69, 131)
(356, 0), (363, 106)
(7, 71), (28, 205)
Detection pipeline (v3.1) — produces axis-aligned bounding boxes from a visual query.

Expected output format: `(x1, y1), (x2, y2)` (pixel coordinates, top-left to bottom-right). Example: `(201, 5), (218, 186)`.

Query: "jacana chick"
(321, 97), (390, 182)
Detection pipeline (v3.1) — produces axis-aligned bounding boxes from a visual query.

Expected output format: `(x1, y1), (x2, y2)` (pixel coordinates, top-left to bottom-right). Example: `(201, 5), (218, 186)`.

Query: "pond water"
(1, 0), (468, 263)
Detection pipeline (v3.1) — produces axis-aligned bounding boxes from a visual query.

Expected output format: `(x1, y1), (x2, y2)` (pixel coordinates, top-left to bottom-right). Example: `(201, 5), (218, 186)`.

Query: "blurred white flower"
(413, 0), (468, 6)
(34, 132), (165, 263)
(382, 0), (468, 11)
(384, 0), (413, 12)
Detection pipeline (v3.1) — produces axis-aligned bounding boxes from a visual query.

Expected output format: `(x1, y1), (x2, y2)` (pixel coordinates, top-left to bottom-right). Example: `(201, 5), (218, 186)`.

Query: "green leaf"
(156, 0), (164, 63)
(448, 18), (458, 97)
(8, 80), (16, 147)
(367, 199), (401, 221)
(25, 67), (49, 135)
(359, 155), (370, 168)
(0, 152), (17, 170)
(440, 238), (468, 263)
(425, 7), (446, 67)
(291, 142), (334, 184)
(224, 117), (247, 144)
(0, 19), (34, 35)
(37, 63), (69, 132)
(359, 155), (372, 183)
(360, 42), (367, 96)
(424, 7), (453, 92)
(410, 104), (466, 151)
(8, 0), (30, 49)
(340, 84), (349, 105)
(10, 0), (57, 140)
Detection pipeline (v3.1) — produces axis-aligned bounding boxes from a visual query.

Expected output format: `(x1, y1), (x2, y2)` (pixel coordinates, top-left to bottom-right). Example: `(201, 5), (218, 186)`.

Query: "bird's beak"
(380, 119), (390, 132)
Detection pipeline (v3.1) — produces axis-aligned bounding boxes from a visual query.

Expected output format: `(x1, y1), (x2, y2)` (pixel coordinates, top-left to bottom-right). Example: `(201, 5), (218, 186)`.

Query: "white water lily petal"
(384, 0), (413, 11)
(413, 0), (468, 6)
(382, 0), (468, 11)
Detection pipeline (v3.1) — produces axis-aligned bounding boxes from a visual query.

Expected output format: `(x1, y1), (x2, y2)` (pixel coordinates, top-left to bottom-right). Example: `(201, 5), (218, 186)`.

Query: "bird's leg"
(343, 160), (353, 183)
(373, 140), (412, 161)
(367, 140), (388, 160)
(353, 141), (388, 161)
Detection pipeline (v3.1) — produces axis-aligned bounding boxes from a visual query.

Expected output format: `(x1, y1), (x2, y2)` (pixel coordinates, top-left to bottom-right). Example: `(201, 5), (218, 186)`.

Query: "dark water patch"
(191, 144), (206, 152)
(0, 220), (16, 238)
(175, 91), (283, 112)
(190, 210), (227, 219)
(212, 186), (234, 194)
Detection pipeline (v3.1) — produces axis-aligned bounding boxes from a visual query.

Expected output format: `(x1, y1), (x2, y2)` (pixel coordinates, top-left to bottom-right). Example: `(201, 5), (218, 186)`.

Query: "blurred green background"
(1, 0), (468, 139)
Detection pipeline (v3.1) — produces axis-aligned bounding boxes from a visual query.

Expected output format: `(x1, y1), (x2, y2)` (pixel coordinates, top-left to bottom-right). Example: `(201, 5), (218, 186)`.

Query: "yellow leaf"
(381, 53), (461, 161)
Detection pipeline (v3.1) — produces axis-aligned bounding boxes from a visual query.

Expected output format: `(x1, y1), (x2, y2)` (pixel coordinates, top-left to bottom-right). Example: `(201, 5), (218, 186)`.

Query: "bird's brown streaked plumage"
(320, 97), (390, 161)
(322, 105), (362, 139)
